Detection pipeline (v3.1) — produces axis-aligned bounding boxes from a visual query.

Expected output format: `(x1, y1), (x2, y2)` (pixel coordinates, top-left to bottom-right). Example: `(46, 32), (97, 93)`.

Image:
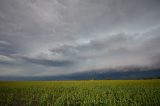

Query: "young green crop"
(0, 80), (159, 106)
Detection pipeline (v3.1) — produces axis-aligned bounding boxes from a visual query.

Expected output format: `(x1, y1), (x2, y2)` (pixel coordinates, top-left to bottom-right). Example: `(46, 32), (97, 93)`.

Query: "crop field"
(0, 80), (160, 106)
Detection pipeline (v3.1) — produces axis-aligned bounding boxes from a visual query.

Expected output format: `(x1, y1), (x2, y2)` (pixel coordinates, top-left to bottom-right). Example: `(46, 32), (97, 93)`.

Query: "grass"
(0, 80), (160, 106)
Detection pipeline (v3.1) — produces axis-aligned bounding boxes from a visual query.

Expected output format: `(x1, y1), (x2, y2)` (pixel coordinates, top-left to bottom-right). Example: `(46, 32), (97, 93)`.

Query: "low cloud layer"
(0, 0), (160, 76)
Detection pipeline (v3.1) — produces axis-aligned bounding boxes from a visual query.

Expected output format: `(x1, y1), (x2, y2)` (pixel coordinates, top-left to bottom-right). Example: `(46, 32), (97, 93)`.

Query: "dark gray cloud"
(0, 40), (20, 56)
(20, 56), (74, 67)
(0, 0), (160, 76)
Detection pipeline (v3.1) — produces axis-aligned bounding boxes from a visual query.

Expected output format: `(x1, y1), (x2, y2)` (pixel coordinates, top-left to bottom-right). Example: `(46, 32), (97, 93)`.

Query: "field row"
(0, 80), (159, 106)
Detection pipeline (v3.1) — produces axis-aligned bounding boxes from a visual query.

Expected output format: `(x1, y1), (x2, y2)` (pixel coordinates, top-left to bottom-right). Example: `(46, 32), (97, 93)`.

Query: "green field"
(0, 80), (160, 106)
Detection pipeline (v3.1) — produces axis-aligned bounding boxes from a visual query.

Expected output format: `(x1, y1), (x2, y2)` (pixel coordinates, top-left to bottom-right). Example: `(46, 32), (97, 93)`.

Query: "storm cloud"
(20, 56), (74, 67)
(0, 0), (160, 76)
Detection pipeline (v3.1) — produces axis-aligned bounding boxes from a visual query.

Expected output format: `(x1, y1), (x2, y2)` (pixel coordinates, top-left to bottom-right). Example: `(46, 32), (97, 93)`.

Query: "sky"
(0, 0), (160, 76)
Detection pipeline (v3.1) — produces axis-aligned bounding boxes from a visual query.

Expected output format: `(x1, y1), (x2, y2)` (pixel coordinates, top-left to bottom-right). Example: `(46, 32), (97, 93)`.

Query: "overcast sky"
(0, 0), (160, 76)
